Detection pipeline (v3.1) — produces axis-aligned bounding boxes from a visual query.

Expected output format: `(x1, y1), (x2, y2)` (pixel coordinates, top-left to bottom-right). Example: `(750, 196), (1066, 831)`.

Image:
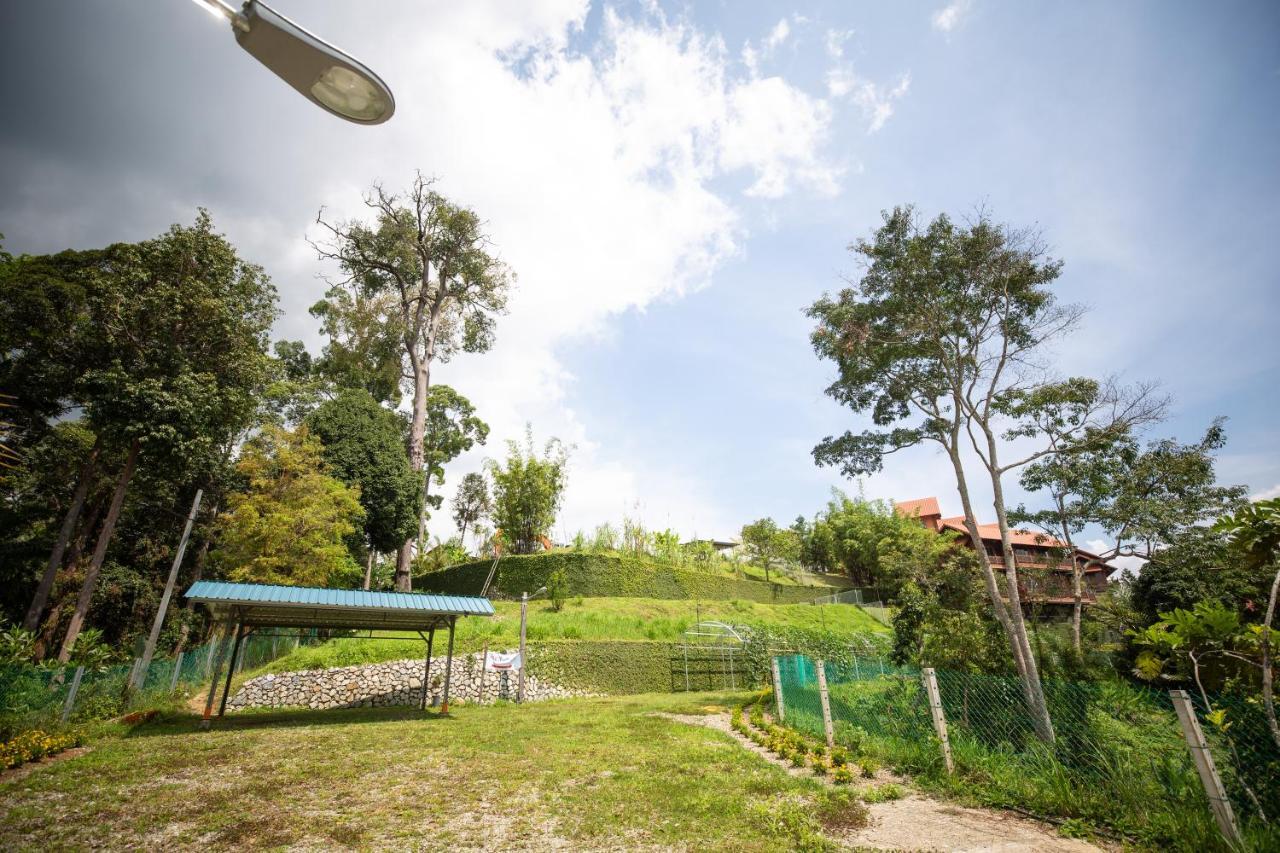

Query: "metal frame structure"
(671, 621), (746, 692)
(185, 581), (492, 727)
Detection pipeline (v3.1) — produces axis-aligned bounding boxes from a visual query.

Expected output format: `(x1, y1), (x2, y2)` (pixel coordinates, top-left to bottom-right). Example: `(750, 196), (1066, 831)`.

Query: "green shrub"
(860, 783), (905, 803)
(830, 747), (850, 768)
(832, 766), (854, 785)
(526, 641), (671, 694)
(857, 756), (881, 778)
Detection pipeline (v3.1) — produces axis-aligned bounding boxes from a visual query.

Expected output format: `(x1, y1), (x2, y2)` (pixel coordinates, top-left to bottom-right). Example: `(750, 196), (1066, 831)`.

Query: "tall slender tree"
(313, 175), (512, 590)
(807, 206), (1158, 743)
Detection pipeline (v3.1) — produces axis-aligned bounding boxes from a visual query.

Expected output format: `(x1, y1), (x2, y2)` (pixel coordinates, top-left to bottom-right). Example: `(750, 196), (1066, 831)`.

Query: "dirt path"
(659, 713), (1102, 853)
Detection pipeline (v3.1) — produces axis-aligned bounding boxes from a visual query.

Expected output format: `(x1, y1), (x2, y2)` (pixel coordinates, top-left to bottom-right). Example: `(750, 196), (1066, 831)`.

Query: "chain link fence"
(0, 631), (312, 739)
(773, 654), (1279, 852)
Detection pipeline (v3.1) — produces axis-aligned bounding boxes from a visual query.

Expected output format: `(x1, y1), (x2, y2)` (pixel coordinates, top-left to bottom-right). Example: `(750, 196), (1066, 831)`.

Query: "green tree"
(805, 207), (1157, 743)
(739, 518), (799, 583)
(450, 472), (490, 552)
(304, 388), (420, 567)
(1009, 377), (1166, 654)
(420, 385), (489, 549)
(313, 175), (513, 590)
(212, 425), (364, 588)
(487, 427), (568, 555)
(1215, 497), (1280, 749)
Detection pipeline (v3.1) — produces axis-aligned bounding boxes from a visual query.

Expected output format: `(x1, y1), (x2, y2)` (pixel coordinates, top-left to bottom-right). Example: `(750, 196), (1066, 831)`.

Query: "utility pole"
(132, 489), (203, 691)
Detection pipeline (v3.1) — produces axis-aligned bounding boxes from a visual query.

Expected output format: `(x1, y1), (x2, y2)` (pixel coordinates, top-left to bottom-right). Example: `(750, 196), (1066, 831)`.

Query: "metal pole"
(816, 659), (835, 750)
(60, 665), (85, 723)
(517, 592), (528, 703)
(168, 651), (185, 694)
(218, 623), (245, 717)
(421, 627), (435, 709)
(133, 489), (202, 690)
(200, 626), (232, 729)
(478, 643), (488, 704)
(204, 631), (219, 677)
(1170, 689), (1243, 847)
(441, 617), (455, 713)
(922, 667), (954, 774)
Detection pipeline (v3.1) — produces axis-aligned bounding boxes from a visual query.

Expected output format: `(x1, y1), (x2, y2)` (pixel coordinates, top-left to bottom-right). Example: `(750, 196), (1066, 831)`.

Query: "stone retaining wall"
(227, 651), (587, 711)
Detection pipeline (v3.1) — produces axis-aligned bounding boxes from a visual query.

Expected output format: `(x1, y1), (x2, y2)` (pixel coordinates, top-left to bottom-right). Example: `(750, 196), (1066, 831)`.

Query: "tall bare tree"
(313, 175), (512, 590)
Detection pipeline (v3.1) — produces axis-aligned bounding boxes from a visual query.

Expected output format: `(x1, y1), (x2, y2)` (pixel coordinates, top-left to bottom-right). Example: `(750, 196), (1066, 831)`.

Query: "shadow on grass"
(123, 704), (452, 738)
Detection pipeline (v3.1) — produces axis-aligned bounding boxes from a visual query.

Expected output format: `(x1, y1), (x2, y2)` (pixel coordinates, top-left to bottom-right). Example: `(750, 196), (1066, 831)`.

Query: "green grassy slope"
(258, 596), (887, 675)
(413, 551), (849, 603)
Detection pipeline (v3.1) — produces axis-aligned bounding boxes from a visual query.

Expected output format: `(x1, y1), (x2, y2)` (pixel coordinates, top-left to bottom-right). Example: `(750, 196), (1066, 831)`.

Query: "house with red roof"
(894, 496), (1118, 611)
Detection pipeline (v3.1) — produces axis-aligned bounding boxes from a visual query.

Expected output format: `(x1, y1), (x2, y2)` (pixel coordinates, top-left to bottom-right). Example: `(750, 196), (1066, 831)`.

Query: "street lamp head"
(200, 0), (395, 125)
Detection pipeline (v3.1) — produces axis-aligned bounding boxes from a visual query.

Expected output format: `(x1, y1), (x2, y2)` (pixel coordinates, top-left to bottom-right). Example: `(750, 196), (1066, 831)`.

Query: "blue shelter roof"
(185, 580), (493, 630)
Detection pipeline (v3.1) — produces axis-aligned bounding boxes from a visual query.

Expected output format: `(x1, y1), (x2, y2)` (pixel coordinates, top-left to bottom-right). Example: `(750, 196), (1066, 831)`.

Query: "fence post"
(922, 667), (954, 774)
(60, 665), (85, 723)
(771, 657), (786, 722)
(816, 659), (835, 749)
(1170, 689), (1243, 847)
(168, 651), (185, 693)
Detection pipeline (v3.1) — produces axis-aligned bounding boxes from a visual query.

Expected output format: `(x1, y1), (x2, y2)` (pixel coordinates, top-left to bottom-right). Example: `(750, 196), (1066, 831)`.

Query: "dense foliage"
(487, 428), (569, 554)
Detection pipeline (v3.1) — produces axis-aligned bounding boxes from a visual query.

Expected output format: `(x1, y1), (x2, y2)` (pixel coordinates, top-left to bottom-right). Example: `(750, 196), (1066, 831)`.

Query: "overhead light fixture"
(193, 0), (395, 125)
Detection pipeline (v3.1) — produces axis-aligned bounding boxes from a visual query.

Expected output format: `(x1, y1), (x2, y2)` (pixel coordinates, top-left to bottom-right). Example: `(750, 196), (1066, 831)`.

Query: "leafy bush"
(832, 766), (854, 785)
(525, 641), (672, 694)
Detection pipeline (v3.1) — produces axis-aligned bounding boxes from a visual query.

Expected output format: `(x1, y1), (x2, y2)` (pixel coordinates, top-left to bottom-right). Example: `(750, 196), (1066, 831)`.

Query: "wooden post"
(771, 657), (786, 722)
(922, 667), (954, 774)
(168, 651), (185, 693)
(517, 592), (529, 703)
(133, 489), (202, 690)
(60, 665), (85, 723)
(127, 657), (143, 693)
(816, 659), (835, 749)
(204, 631), (218, 678)
(1170, 689), (1243, 847)
(441, 617), (455, 713)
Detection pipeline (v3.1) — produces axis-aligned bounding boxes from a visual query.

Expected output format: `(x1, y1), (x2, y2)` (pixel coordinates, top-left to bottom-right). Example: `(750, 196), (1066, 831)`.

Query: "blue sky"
(1, 1), (1276, 547)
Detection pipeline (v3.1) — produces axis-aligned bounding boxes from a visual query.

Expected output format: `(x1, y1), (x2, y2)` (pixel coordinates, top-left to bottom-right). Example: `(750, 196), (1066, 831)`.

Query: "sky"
(1, 0), (1277, 554)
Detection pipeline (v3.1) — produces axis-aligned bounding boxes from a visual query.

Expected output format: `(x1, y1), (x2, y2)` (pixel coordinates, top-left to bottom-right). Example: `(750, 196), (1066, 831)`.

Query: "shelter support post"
(421, 628), (435, 710)
(218, 623), (246, 718)
(441, 617), (456, 713)
(200, 625), (233, 729)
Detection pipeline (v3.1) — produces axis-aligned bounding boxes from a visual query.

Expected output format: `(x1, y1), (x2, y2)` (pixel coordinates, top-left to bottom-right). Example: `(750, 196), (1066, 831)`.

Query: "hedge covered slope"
(413, 552), (846, 604)
(527, 641), (674, 695)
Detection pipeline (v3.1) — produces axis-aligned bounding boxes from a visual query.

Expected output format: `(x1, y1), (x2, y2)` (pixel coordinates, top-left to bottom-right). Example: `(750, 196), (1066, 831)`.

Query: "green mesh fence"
(773, 654), (1280, 852)
(0, 630), (313, 740)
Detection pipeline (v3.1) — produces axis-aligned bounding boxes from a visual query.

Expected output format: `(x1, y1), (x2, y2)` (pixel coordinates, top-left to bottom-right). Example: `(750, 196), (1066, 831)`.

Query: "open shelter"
(184, 580), (495, 726)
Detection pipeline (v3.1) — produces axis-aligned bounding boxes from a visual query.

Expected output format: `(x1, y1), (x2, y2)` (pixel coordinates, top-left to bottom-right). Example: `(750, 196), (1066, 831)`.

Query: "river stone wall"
(226, 651), (586, 711)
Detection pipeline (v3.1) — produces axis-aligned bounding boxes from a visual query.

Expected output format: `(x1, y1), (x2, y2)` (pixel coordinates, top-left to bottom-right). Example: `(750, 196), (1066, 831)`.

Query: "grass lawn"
(257, 597), (888, 674)
(0, 692), (865, 851)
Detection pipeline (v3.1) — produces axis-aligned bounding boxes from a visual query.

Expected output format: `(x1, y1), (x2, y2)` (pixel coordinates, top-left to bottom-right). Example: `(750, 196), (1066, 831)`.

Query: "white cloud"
(827, 68), (911, 133)
(763, 18), (791, 54)
(931, 0), (973, 33)
(304, 2), (853, 539)
(825, 28), (854, 60)
(1251, 483), (1280, 501)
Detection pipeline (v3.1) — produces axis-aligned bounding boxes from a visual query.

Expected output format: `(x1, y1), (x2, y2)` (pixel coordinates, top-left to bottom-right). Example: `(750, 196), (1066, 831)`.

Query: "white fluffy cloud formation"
(931, 0), (973, 33)
(823, 28), (911, 133)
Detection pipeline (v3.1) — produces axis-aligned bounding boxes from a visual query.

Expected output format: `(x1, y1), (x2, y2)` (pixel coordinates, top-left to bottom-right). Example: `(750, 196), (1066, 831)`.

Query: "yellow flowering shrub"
(0, 729), (84, 770)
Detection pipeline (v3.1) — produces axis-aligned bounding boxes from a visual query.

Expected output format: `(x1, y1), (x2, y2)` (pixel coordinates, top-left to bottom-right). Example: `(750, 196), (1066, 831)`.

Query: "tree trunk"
(1054, 494), (1083, 657)
(57, 438), (140, 664)
(24, 438), (101, 631)
(1262, 564), (1279, 751)
(364, 550), (374, 591)
(983, 431), (1056, 745)
(944, 441), (1029, 686)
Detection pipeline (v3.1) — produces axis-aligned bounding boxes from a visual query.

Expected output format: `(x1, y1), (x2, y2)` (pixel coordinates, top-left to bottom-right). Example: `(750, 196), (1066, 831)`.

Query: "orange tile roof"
(938, 517), (1067, 548)
(894, 497), (941, 518)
